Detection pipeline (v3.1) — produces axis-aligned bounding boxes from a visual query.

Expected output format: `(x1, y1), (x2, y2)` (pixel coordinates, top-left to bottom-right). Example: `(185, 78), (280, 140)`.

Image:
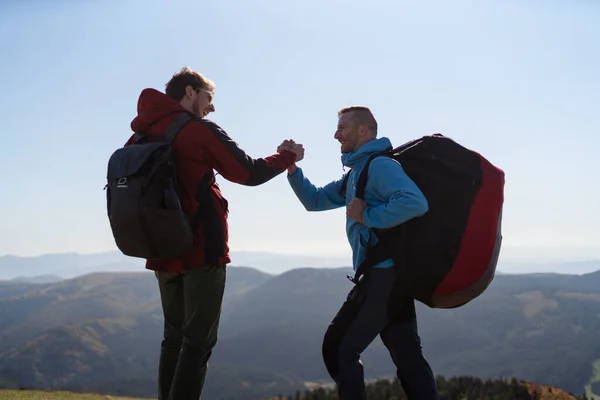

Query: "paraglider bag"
(343, 134), (505, 309)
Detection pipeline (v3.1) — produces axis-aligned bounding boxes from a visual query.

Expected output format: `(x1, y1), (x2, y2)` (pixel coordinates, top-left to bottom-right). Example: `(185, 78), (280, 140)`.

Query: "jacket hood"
(341, 137), (393, 169)
(130, 88), (188, 133)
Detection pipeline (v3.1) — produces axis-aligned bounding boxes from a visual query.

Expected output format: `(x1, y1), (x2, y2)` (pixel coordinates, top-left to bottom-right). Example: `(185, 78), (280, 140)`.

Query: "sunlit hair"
(165, 67), (216, 101)
(338, 105), (378, 137)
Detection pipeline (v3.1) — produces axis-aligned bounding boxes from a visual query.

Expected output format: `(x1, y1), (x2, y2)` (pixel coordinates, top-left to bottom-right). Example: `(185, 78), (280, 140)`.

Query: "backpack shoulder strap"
(339, 171), (351, 194)
(354, 147), (393, 200)
(165, 112), (192, 144)
(346, 146), (397, 285)
(131, 112), (192, 145)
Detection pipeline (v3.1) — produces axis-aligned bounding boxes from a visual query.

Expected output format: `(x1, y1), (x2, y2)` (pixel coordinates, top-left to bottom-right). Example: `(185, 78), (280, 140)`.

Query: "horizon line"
(1, 247), (600, 264)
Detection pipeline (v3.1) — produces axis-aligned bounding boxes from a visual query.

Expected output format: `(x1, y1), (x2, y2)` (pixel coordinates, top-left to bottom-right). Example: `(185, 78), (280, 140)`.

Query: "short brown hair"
(338, 105), (378, 136)
(165, 67), (216, 101)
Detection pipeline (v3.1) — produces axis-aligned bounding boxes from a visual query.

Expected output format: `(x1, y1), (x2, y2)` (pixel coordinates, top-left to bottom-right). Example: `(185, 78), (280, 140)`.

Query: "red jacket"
(125, 88), (296, 272)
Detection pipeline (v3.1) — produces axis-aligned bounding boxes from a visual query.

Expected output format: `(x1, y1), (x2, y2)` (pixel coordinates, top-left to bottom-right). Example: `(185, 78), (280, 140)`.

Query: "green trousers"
(155, 264), (226, 400)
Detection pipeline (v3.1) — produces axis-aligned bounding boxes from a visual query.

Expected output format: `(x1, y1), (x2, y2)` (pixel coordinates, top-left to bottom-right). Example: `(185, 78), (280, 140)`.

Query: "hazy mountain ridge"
(7, 275), (63, 284)
(1, 250), (599, 280)
(0, 251), (351, 279)
(0, 264), (599, 399)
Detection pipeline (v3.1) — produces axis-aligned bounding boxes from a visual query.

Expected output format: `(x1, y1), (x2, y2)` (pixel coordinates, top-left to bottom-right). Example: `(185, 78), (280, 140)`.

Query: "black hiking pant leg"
(322, 267), (397, 400)
(156, 271), (184, 400)
(156, 264), (226, 400)
(380, 297), (440, 400)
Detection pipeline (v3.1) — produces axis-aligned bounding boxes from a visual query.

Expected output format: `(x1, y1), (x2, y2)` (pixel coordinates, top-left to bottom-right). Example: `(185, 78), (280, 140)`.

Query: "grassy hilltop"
(0, 390), (150, 400)
(2, 378), (583, 400)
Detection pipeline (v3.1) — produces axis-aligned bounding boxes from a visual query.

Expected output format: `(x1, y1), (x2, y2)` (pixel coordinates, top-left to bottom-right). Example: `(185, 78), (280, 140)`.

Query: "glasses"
(196, 88), (214, 103)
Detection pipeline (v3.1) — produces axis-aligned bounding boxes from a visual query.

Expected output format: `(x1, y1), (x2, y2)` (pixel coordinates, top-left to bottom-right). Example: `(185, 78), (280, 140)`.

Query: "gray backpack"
(105, 112), (195, 260)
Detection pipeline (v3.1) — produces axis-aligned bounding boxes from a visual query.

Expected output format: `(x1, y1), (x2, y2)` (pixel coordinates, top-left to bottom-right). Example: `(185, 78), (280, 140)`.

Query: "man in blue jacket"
(283, 106), (440, 400)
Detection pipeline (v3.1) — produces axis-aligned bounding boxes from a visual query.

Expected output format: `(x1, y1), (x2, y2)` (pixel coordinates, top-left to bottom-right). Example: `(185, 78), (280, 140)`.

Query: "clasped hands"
(277, 139), (366, 224)
(277, 139), (305, 162)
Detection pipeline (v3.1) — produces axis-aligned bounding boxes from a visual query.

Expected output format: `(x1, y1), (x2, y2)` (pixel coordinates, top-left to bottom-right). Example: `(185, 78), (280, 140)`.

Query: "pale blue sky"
(0, 0), (598, 263)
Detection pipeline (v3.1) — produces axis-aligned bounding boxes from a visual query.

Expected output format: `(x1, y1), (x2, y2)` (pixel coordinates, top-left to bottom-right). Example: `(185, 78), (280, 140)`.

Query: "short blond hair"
(165, 67), (216, 101)
(338, 105), (378, 136)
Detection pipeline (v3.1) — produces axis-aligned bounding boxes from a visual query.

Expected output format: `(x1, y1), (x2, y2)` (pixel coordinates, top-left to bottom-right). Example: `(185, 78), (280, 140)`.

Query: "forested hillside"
(268, 377), (584, 400)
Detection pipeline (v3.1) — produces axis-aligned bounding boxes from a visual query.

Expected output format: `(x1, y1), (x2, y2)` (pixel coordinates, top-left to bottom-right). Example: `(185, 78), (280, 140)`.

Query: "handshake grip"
(278, 139), (305, 162)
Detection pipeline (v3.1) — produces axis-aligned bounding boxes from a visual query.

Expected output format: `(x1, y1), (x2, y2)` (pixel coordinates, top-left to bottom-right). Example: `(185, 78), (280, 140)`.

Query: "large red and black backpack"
(342, 134), (505, 309)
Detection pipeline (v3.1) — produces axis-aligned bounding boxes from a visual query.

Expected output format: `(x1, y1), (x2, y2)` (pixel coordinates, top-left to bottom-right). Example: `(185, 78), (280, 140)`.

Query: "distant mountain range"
(1, 265), (599, 400)
(1, 250), (599, 280)
(8, 275), (63, 284)
(0, 250), (351, 279)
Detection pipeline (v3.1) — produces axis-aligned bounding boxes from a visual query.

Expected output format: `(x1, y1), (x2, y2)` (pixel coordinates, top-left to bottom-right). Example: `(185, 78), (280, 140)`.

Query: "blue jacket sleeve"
(287, 167), (347, 211)
(362, 157), (429, 229)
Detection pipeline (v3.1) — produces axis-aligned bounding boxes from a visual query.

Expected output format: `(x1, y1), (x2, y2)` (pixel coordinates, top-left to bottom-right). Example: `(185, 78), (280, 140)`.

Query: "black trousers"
(155, 264), (226, 400)
(322, 267), (440, 400)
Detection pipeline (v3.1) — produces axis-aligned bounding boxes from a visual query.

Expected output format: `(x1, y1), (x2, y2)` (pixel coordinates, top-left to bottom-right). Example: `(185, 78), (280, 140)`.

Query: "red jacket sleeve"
(196, 120), (297, 186)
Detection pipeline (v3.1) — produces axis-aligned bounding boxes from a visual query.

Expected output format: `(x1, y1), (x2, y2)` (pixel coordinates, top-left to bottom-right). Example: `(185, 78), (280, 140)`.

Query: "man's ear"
(185, 85), (194, 99)
(358, 124), (368, 137)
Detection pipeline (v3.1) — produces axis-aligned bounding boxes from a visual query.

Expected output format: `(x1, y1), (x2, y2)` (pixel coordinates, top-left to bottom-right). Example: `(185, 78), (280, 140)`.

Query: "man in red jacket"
(125, 67), (303, 400)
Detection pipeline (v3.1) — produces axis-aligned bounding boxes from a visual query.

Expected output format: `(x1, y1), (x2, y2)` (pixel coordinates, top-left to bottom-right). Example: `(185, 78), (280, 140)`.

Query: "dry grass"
(557, 292), (600, 301)
(525, 382), (578, 400)
(0, 390), (152, 400)
(514, 291), (558, 317)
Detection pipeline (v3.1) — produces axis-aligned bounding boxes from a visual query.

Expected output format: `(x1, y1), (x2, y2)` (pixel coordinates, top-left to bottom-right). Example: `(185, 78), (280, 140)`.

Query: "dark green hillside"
(0, 266), (599, 399)
(215, 267), (600, 395)
(222, 266), (273, 303)
(0, 281), (40, 299)
(220, 267), (350, 333)
(0, 272), (160, 353)
(0, 313), (301, 399)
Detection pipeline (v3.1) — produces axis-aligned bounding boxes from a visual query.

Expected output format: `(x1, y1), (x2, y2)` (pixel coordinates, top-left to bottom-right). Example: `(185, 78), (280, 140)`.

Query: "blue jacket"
(287, 137), (429, 272)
